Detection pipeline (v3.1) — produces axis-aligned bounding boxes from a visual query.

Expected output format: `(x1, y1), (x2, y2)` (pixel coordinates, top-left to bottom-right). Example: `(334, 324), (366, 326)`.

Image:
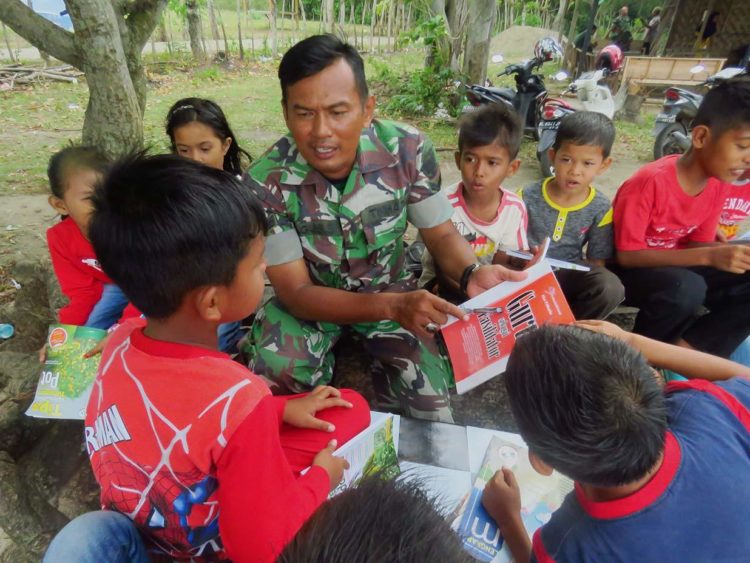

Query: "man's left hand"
(283, 386), (353, 432)
(466, 264), (528, 298)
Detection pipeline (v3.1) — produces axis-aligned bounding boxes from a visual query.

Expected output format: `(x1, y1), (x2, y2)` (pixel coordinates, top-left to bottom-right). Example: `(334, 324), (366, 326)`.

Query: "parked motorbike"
(536, 68), (618, 177)
(653, 65), (747, 160)
(463, 37), (563, 139)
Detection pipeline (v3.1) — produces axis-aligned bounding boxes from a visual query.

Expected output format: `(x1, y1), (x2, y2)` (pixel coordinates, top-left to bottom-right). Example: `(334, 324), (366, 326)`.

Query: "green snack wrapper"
(26, 324), (107, 420)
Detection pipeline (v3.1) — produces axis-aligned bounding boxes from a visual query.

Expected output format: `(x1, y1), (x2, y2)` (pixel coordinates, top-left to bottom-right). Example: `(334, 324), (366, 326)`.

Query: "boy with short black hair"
(613, 79), (750, 358)
(483, 322), (750, 562)
(520, 111), (624, 319)
(420, 103), (527, 299)
(82, 154), (369, 562)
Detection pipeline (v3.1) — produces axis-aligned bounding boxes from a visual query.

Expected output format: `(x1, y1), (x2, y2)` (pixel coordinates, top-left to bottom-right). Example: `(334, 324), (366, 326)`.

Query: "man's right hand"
(312, 439), (350, 492)
(384, 290), (469, 339)
(709, 244), (750, 273)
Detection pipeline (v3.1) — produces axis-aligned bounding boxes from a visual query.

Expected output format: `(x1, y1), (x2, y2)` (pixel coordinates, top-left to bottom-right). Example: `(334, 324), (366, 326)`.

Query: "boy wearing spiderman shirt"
(612, 80), (750, 358)
(482, 321), (750, 563)
(74, 154), (369, 562)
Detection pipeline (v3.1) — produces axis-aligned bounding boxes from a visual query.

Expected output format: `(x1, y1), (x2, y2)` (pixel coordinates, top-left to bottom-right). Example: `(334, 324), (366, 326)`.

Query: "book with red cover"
(442, 263), (574, 394)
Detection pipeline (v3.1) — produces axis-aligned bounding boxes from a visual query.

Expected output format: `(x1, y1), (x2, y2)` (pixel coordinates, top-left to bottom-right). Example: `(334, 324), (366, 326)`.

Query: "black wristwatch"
(459, 263), (480, 299)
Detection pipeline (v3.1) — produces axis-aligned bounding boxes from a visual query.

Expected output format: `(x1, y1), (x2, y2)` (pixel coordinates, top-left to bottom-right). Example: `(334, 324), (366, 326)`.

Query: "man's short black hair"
(278, 34), (368, 105)
(278, 476), (471, 563)
(553, 111), (616, 157)
(458, 103), (524, 158)
(504, 325), (667, 487)
(693, 79), (750, 139)
(88, 153), (267, 319)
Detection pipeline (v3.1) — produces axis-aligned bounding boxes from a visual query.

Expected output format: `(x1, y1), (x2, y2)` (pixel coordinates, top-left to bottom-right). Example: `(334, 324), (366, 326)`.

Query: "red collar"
(575, 431), (680, 519)
(130, 327), (228, 361)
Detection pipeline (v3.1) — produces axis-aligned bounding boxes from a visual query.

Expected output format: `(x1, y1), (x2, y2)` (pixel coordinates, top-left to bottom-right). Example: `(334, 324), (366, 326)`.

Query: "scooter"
(536, 68), (619, 177)
(463, 53), (556, 139)
(653, 65), (746, 160)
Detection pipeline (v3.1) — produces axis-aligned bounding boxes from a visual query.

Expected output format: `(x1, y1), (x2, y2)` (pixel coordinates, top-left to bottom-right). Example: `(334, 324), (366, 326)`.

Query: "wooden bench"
(621, 56), (726, 91)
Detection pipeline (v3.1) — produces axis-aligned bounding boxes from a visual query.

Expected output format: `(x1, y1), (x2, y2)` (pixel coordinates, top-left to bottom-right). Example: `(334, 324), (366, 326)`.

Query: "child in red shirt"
(46, 146), (136, 329)
(82, 154), (370, 562)
(612, 80), (750, 358)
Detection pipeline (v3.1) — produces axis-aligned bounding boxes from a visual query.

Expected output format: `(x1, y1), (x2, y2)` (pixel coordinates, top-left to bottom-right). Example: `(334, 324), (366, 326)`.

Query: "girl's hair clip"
(169, 104), (196, 116)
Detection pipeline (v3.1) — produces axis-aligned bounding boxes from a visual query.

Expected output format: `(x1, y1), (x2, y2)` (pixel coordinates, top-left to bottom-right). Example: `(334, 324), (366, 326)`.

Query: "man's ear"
(598, 155), (613, 174)
(529, 450), (554, 476)
(281, 99), (289, 123)
(507, 158), (522, 177)
(454, 151), (462, 169)
(222, 136), (233, 156)
(692, 124), (710, 149)
(194, 286), (223, 322)
(363, 95), (376, 128)
(48, 195), (68, 215)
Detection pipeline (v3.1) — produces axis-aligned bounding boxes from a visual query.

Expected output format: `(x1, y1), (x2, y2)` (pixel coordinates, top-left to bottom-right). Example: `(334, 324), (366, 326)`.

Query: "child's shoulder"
(518, 180), (544, 200)
(623, 155), (680, 190)
(47, 216), (82, 241)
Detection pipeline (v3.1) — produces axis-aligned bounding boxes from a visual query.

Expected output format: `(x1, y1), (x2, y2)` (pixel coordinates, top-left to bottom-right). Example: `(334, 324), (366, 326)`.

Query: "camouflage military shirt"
(246, 119), (453, 292)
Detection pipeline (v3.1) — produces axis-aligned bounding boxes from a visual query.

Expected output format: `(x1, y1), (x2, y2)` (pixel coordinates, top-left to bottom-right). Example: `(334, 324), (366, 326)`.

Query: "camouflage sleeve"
(244, 174), (303, 266)
(406, 134), (453, 229)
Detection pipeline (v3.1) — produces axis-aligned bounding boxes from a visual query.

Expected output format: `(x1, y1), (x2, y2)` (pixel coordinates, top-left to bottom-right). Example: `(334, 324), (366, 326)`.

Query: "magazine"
(441, 262), (574, 394)
(26, 324), (106, 420)
(309, 411), (401, 498)
(397, 419), (573, 563)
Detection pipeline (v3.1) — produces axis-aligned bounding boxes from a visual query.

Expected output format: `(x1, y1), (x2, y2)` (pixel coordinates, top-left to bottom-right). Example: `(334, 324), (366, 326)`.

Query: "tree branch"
(0, 0), (81, 67)
(124, 0), (167, 49)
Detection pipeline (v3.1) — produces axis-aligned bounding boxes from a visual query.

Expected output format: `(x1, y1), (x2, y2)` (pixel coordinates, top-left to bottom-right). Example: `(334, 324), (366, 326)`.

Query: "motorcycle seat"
(483, 86), (516, 99)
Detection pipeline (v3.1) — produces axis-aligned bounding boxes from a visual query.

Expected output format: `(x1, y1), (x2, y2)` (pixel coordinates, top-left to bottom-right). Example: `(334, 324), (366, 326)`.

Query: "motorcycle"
(536, 68), (619, 177)
(653, 65), (747, 160)
(463, 38), (563, 139)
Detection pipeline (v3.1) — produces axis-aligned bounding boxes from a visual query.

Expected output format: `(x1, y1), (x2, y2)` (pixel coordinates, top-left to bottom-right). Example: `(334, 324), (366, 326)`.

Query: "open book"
(441, 262), (574, 394)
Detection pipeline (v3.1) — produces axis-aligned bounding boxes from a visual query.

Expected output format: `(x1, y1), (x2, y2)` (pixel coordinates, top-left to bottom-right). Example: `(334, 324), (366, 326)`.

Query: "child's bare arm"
(575, 320), (750, 380)
(616, 245), (750, 273)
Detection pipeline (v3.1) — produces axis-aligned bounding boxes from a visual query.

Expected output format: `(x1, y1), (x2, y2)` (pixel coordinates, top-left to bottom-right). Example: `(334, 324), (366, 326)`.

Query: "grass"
(0, 46), (656, 197)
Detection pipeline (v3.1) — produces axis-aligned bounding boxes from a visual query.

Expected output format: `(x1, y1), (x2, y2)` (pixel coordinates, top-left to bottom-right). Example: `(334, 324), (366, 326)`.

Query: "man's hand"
(312, 439), (350, 492)
(466, 265), (528, 298)
(283, 386), (353, 432)
(574, 319), (634, 345)
(385, 290), (469, 339)
(709, 244), (750, 274)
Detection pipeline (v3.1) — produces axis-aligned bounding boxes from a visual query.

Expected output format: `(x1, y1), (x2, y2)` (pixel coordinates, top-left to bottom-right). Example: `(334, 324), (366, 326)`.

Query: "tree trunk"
(269, 0), (277, 57)
(2, 22), (16, 63)
(235, 0), (245, 59)
(325, 0), (335, 33)
(554, 0), (568, 40)
(369, 0), (376, 51)
(207, 0), (220, 44)
(463, 0), (495, 84)
(186, 0), (206, 59)
(386, 0), (393, 51)
(567, 0), (582, 41)
(339, 0), (345, 30)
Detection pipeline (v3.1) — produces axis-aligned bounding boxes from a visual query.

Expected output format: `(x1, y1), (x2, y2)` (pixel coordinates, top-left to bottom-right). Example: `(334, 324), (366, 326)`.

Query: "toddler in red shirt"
(81, 154), (370, 562)
(612, 80), (750, 358)
(46, 146), (136, 329)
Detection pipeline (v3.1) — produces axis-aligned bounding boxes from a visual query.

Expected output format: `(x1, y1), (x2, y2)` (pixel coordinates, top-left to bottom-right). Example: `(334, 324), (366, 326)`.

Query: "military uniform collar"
(281, 120), (398, 186)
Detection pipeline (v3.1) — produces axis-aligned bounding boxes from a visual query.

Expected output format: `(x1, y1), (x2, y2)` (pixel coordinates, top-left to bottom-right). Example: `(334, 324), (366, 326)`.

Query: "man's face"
(620, 6), (628, 16)
(283, 58), (375, 181)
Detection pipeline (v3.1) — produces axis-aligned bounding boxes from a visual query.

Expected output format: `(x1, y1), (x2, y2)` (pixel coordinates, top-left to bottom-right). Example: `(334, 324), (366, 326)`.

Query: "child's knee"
(671, 272), (707, 315)
(338, 389), (371, 433)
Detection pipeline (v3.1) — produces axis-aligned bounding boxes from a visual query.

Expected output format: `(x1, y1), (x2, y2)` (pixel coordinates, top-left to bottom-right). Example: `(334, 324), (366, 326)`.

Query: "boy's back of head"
(278, 476), (471, 563)
(693, 78), (750, 138)
(553, 111), (616, 157)
(458, 103), (523, 159)
(89, 153), (267, 319)
(504, 325), (667, 487)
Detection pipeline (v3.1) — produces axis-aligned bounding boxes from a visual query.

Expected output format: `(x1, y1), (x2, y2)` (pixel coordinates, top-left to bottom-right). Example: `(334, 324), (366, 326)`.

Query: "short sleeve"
(613, 178), (656, 252)
(585, 203), (615, 260)
(244, 174), (304, 266)
(407, 134), (453, 228)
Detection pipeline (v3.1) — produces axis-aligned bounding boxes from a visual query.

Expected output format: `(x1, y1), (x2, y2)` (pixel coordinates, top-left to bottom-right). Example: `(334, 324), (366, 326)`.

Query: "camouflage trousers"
(244, 297), (455, 422)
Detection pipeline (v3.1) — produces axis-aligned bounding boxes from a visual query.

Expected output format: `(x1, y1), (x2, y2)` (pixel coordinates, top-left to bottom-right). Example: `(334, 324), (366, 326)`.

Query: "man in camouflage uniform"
(244, 34), (524, 422)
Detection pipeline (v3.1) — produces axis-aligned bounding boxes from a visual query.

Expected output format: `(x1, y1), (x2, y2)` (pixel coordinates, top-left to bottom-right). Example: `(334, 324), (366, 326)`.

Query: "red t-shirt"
(613, 155), (727, 251)
(85, 318), (331, 562)
(719, 179), (750, 240)
(47, 217), (112, 324)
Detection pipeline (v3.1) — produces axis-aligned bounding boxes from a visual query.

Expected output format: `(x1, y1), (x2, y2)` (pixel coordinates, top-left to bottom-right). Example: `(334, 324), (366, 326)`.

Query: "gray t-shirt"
(519, 179), (614, 263)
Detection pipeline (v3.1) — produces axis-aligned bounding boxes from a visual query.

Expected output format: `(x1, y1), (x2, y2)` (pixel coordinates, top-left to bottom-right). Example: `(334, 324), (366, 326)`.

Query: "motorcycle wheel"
(538, 149), (554, 178)
(653, 123), (688, 160)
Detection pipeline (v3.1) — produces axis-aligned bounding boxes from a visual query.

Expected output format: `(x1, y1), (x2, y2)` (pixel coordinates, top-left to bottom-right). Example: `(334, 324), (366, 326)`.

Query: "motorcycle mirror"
(690, 64), (706, 75)
(453, 80), (462, 88)
(553, 71), (569, 81)
(491, 54), (504, 63)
